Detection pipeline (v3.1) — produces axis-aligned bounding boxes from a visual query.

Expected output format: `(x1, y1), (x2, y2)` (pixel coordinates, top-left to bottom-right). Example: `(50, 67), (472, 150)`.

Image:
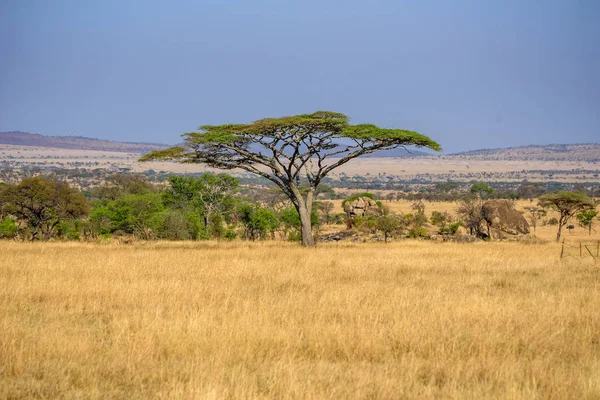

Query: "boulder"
(481, 200), (530, 239)
(343, 196), (380, 217)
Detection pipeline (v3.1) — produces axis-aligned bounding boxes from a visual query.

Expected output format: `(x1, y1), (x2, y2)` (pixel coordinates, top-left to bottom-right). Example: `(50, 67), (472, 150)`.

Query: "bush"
(56, 220), (82, 241)
(224, 229), (237, 240)
(546, 217), (559, 226)
(447, 222), (461, 235)
(156, 210), (199, 241)
(0, 218), (18, 239)
(238, 205), (279, 240)
(408, 227), (429, 239)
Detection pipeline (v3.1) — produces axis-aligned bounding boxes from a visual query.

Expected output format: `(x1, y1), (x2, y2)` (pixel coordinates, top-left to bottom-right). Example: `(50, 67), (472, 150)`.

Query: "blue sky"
(1, 0), (598, 153)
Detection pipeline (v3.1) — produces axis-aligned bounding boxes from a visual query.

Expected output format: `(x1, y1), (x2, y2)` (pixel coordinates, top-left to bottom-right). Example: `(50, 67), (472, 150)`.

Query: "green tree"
(140, 111), (440, 246)
(371, 214), (401, 243)
(238, 205), (280, 241)
(162, 174), (238, 232)
(155, 210), (201, 240)
(0, 177), (90, 241)
(470, 182), (495, 198)
(107, 192), (165, 240)
(92, 173), (156, 202)
(576, 209), (598, 236)
(538, 191), (595, 242)
(430, 211), (453, 234)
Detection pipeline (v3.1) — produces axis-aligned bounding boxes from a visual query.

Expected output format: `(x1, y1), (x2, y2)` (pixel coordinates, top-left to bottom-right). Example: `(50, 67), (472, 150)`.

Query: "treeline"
(0, 174), (333, 242)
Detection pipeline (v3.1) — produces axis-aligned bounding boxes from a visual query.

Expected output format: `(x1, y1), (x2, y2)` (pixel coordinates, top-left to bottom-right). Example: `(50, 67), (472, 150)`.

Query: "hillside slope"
(449, 143), (600, 162)
(0, 131), (169, 153)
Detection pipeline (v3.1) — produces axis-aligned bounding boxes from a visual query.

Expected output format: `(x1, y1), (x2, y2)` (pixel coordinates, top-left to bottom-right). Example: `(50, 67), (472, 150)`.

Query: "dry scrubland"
(2, 144), (600, 182)
(1, 240), (600, 399)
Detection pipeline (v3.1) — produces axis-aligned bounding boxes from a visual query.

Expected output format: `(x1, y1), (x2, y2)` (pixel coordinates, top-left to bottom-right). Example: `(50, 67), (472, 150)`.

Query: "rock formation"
(343, 196), (380, 217)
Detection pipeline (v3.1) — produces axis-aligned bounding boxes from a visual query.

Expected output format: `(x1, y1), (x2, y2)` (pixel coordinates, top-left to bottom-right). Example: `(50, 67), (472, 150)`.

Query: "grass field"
(1, 240), (599, 399)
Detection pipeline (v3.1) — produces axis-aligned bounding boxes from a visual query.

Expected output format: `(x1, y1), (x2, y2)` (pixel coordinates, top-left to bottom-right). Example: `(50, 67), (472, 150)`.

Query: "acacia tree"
(538, 191), (595, 242)
(140, 111), (440, 246)
(577, 209), (598, 236)
(0, 177), (90, 241)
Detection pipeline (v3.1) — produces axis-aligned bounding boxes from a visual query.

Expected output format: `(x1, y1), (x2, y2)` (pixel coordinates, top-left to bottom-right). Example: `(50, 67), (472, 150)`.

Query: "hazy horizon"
(1, 0), (599, 153)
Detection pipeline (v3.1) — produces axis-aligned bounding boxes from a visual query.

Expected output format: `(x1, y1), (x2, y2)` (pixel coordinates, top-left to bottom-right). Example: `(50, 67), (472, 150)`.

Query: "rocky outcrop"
(482, 200), (530, 239)
(343, 196), (380, 217)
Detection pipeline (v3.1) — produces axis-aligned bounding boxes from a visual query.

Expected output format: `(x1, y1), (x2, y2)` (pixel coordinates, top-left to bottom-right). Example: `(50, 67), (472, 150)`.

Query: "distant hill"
(449, 143), (600, 162)
(2, 131), (597, 162)
(0, 131), (432, 158)
(0, 131), (170, 153)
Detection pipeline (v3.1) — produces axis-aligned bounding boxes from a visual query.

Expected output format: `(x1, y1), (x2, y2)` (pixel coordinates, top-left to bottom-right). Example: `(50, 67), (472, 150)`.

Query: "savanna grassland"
(2, 239), (600, 399)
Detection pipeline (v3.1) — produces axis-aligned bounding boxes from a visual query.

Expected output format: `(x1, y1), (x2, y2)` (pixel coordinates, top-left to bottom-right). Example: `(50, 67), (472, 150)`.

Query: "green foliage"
(577, 209), (598, 235)
(279, 206), (319, 241)
(0, 218), (18, 239)
(0, 177), (90, 240)
(538, 191), (595, 241)
(546, 217), (558, 226)
(208, 213), (225, 239)
(448, 222), (461, 235)
(139, 111), (441, 247)
(238, 205), (280, 241)
(106, 192), (165, 240)
(163, 173), (238, 228)
(56, 220), (83, 241)
(89, 205), (113, 236)
(538, 191), (595, 213)
(155, 210), (202, 241)
(360, 214), (401, 242)
(470, 182), (495, 197)
(431, 211), (458, 235)
(224, 228), (237, 240)
(342, 192), (376, 207)
(92, 173), (156, 202)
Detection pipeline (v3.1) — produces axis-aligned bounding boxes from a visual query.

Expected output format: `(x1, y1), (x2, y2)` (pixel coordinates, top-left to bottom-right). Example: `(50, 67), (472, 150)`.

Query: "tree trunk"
(298, 204), (315, 247)
(556, 216), (565, 242)
(289, 185), (315, 247)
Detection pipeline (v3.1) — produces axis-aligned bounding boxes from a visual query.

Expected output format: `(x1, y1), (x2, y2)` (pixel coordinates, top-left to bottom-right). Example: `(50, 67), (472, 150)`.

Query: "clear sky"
(1, 0), (598, 153)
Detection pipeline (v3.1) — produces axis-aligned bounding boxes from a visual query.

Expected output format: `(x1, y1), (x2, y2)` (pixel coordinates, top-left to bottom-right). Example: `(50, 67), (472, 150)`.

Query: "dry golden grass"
(1, 240), (599, 399)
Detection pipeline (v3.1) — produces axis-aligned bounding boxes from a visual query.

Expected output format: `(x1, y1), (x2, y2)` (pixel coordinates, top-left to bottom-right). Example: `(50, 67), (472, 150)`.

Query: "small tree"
(318, 201), (335, 224)
(538, 191), (595, 242)
(576, 209), (598, 236)
(456, 197), (485, 238)
(140, 111), (440, 246)
(430, 211), (451, 233)
(470, 182), (495, 198)
(373, 214), (401, 243)
(524, 206), (539, 233)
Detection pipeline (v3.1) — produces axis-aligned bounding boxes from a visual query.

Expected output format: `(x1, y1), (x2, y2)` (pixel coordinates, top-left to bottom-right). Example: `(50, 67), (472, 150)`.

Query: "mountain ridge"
(0, 131), (170, 153)
(2, 131), (599, 161)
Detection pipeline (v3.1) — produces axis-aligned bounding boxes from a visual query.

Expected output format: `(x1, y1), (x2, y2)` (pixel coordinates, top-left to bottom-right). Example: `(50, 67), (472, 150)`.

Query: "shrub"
(0, 218), (18, 239)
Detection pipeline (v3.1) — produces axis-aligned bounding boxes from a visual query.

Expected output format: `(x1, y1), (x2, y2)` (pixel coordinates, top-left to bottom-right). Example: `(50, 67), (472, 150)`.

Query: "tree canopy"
(538, 191), (595, 241)
(140, 111), (441, 246)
